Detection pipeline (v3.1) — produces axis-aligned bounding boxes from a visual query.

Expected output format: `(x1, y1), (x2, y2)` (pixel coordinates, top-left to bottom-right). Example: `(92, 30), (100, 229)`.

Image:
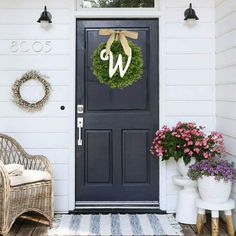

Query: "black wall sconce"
(37, 6), (52, 24)
(184, 3), (199, 21)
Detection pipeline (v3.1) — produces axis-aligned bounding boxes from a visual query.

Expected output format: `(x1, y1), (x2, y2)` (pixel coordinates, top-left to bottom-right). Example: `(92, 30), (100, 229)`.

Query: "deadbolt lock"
(77, 105), (84, 114)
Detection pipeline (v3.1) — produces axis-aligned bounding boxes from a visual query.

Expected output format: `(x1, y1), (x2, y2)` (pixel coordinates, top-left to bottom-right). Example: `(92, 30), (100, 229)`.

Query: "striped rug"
(48, 214), (183, 236)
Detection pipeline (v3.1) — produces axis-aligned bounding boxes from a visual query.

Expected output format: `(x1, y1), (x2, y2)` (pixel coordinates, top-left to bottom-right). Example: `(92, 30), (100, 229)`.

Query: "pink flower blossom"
(194, 148), (200, 154)
(203, 153), (209, 159)
(184, 148), (190, 153)
(151, 122), (225, 162)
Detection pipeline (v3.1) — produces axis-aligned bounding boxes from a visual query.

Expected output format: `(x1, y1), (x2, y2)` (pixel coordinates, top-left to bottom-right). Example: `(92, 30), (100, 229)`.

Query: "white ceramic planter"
(173, 176), (199, 224)
(198, 176), (232, 203)
(177, 157), (196, 178)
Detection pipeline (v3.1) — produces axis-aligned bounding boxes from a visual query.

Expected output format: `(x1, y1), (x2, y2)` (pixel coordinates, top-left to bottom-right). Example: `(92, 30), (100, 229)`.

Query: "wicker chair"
(0, 133), (54, 235)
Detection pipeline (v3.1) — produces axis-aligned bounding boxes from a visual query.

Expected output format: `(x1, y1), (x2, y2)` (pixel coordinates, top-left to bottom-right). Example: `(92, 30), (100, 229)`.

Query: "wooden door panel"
(87, 79), (148, 111)
(85, 130), (112, 184)
(122, 130), (150, 184)
(86, 27), (149, 112)
(76, 19), (159, 202)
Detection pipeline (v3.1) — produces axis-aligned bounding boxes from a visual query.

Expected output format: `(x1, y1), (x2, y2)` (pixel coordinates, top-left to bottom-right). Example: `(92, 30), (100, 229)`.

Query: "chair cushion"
(10, 170), (51, 186)
(5, 164), (24, 176)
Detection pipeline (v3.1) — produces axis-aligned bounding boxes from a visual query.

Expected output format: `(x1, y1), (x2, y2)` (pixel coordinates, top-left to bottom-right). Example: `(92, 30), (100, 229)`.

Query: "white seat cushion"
(5, 164), (24, 176)
(10, 170), (51, 186)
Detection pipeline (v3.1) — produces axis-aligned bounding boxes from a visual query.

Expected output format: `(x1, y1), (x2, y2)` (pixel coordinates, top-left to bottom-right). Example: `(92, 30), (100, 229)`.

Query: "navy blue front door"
(76, 19), (159, 202)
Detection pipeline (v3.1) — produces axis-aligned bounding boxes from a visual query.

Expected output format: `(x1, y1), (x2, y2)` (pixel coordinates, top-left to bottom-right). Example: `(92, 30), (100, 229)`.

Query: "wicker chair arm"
(23, 154), (53, 175)
(0, 160), (10, 189)
(0, 133), (52, 176)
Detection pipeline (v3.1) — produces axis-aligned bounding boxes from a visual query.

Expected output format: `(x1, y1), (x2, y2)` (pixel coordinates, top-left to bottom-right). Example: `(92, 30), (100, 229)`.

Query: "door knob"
(77, 117), (83, 146)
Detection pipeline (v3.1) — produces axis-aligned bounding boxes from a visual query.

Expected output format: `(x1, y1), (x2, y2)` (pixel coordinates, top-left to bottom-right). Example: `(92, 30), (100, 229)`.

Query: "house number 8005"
(10, 41), (52, 53)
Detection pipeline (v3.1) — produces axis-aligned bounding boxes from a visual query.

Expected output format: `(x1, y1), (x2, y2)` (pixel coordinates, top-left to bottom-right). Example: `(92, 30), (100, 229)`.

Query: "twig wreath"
(12, 70), (51, 112)
(92, 29), (143, 89)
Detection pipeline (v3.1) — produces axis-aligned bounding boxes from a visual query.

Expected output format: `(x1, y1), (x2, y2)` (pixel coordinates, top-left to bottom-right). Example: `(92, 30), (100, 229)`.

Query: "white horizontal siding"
(0, 55), (70, 70)
(0, 9), (71, 24)
(166, 39), (214, 54)
(54, 180), (68, 196)
(216, 10), (236, 37)
(216, 102), (236, 120)
(216, 29), (236, 53)
(0, 117), (69, 132)
(164, 0), (215, 213)
(216, 84), (236, 101)
(216, 47), (236, 69)
(215, 0), (236, 21)
(165, 0), (214, 8)
(217, 118), (236, 138)
(52, 164), (68, 180)
(167, 101), (214, 116)
(55, 196), (69, 213)
(0, 70), (71, 86)
(0, 0), (73, 212)
(0, 0), (71, 9)
(215, 0), (236, 228)
(166, 54), (214, 69)
(0, 25), (70, 39)
(166, 70), (214, 85)
(0, 102), (69, 117)
(215, 0), (225, 8)
(216, 66), (236, 85)
(166, 86), (214, 101)
(165, 23), (214, 38)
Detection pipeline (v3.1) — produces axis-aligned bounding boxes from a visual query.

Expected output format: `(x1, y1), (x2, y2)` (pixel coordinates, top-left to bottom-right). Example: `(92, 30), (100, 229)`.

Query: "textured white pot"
(198, 176), (232, 203)
(177, 157), (196, 178)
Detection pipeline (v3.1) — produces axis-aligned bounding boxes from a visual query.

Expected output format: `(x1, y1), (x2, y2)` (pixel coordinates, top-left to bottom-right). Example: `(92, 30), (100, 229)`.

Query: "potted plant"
(188, 158), (236, 203)
(151, 122), (225, 177)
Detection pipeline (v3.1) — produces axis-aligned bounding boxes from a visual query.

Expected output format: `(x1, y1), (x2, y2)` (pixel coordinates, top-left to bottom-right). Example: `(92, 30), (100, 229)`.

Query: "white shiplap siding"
(164, 0), (215, 211)
(0, 0), (73, 212)
(215, 0), (236, 226)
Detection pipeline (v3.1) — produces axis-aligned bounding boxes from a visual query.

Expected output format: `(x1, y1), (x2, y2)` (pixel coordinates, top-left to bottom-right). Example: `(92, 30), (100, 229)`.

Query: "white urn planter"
(177, 157), (196, 178)
(198, 176), (232, 203)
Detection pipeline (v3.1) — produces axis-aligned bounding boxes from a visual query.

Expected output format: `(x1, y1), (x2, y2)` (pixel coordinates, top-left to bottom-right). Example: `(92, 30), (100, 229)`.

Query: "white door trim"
(68, 0), (167, 212)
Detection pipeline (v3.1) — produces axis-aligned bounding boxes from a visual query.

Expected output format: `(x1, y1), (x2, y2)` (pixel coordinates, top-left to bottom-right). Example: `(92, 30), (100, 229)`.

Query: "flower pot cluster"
(151, 122), (236, 203)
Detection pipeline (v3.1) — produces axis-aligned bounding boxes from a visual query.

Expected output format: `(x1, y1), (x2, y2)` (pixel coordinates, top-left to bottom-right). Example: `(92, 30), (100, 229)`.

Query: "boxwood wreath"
(12, 70), (51, 112)
(92, 40), (143, 89)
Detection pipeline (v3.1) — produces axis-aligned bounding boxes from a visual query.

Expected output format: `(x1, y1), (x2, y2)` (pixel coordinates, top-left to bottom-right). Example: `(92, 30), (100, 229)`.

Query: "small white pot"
(177, 157), (196, 178)
(198, 176), (232, 203)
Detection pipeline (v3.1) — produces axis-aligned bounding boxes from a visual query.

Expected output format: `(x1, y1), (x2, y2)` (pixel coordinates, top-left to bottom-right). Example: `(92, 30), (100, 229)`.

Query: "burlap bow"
(99, 29), (138, 57)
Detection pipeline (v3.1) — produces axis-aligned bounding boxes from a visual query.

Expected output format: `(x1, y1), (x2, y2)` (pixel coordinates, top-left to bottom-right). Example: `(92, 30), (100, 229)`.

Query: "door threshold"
(76, 201), (159, 206)
(70, 201), (165, 214)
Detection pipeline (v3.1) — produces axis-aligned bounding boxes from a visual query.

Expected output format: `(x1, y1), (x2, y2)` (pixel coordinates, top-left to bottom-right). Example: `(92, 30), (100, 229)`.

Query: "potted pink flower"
(151, 122), (225, 177)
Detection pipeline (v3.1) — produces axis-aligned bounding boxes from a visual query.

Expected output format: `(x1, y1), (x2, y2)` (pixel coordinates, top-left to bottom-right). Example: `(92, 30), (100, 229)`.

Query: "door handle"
(77, 117), (83, 146)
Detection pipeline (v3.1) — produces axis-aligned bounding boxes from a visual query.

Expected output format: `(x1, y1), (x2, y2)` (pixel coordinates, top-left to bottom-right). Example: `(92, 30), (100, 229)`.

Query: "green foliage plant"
(92, 40), (143, 89)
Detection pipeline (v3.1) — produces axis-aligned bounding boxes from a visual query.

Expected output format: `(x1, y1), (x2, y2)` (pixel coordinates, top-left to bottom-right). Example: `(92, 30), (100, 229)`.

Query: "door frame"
(69, 0), (167, 212)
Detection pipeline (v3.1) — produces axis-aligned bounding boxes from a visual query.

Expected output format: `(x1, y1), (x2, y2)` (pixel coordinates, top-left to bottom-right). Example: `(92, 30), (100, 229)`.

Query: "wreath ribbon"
(98, 29), (138, 57)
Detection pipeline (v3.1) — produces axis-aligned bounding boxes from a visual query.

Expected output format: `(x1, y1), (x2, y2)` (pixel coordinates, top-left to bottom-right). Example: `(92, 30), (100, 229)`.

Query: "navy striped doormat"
(48, 214), (183, 236)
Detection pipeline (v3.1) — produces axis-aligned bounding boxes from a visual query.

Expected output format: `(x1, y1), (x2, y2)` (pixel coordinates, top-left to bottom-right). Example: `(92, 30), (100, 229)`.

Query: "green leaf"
(92, 41), (143, 89)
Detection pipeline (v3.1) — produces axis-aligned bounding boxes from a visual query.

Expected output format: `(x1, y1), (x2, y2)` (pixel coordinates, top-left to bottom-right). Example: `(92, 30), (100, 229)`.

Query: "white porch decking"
(7, 213), (228, 236)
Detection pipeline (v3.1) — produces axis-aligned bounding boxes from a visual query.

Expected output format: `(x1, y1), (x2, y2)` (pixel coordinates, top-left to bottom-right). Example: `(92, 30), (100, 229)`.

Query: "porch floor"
(7, 214), (228, 236)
